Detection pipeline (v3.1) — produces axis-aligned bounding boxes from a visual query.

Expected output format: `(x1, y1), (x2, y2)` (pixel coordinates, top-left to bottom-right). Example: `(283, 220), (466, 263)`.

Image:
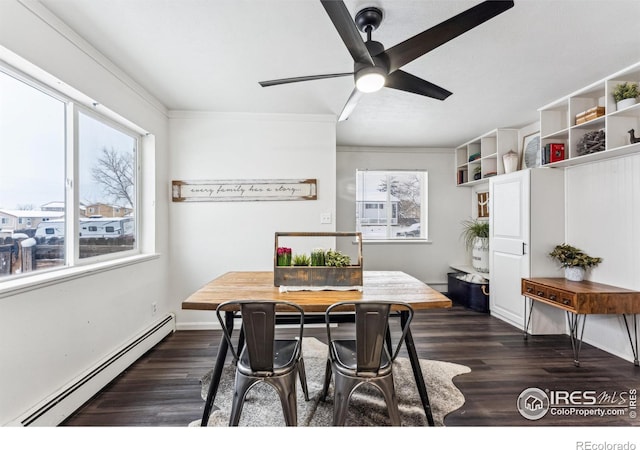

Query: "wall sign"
(172, 179), (317, 202)
(477, 191), (489, 218)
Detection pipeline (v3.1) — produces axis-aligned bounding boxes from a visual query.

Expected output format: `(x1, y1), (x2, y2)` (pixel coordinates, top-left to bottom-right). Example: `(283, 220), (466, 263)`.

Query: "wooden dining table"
(182, 270), (452, 426)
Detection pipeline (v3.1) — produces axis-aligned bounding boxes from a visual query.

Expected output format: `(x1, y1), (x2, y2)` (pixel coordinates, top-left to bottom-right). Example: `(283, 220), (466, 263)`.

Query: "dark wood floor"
(62, 306), (640, 427)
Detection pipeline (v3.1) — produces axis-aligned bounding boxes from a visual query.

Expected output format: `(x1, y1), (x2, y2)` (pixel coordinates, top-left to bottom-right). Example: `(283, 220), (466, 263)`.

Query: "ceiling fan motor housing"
(355, 7), (383, 33)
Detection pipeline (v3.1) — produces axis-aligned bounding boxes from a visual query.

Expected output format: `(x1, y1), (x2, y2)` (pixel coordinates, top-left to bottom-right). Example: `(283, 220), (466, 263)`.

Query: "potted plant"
(549, 243), (602, 281)
(325, 249), (351, 267)
(613, 82), (639, 110)
(276, 247), (292, 266)
(460, 218), (490, 273)
(292, 253), (311, 266)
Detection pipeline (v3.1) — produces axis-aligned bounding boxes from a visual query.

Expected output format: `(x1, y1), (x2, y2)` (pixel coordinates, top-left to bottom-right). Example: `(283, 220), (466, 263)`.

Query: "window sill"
(0, 253), (160, 299)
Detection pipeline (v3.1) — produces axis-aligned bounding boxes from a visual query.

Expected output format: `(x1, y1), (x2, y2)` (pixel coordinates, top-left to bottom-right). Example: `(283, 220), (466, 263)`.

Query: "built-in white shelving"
(455, 129), (519, 186)
(539, 61), (640, 168)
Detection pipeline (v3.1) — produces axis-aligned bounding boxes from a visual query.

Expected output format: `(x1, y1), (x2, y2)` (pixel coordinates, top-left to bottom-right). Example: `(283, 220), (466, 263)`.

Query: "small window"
(356, 170), (428, 240)
(105, 226), (115, 233)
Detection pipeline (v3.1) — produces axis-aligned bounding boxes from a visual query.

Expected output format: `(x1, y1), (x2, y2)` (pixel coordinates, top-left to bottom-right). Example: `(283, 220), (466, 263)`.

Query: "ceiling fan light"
(355, 67), (386, 93)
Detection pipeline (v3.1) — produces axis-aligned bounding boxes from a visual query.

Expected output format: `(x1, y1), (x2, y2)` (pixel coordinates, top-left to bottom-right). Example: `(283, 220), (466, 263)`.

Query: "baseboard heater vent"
(18, 313), (175, 427)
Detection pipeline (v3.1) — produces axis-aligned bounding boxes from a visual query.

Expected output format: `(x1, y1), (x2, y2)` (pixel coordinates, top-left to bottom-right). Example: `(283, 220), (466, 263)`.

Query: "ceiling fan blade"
(320, 0), (374, 65)
(259, 72), (353, 87)
(385, 70), (452, 101)
(384, 1), (514, 72)
(338, 88), (364, 122)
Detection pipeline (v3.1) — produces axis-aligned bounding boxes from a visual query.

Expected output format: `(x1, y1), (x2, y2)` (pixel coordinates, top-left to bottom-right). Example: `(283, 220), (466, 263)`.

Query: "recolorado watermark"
(576, 442), (636, 450)
(517, 387), (637, 421)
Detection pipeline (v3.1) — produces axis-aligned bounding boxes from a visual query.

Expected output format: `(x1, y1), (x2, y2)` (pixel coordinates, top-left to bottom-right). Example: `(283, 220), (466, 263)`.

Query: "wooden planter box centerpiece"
(274, 232), (363, 287)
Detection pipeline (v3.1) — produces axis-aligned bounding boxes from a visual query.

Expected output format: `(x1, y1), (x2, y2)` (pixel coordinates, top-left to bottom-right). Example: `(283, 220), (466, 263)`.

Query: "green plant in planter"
(325, 249), (351, 267)
(549, 244), (602, 269)
(613, 82), (639, 102)
(292, 253), (311, 266)
(310, 248), (325, 266)
(460, 218), (489, 250)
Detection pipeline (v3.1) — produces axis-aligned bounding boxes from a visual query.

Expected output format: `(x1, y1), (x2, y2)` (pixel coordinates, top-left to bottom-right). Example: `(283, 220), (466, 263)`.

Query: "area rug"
(189, 337), (470, 427)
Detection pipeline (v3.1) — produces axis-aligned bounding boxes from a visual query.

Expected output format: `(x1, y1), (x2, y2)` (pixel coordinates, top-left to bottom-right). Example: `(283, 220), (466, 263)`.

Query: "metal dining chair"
(215, 300), (309, 426)
(320, 300), (414, 426)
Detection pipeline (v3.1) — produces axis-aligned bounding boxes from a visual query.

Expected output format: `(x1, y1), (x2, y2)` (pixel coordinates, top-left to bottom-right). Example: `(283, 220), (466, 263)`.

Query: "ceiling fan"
(259, 0), (514, 121)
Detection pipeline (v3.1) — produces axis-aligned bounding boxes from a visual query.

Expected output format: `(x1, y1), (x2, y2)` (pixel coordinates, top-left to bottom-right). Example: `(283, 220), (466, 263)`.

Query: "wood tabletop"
(182, 270), (452, 313)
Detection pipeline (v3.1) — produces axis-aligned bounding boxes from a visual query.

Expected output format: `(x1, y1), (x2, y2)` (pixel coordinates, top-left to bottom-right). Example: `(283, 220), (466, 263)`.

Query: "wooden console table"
(521, 277), (640, 367)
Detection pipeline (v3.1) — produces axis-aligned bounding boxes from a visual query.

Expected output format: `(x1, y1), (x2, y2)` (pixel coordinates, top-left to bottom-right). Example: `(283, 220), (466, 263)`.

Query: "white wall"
(565, 154), (640, 362)
(169, 112), (337, 328)
(0, 1), (171, 424)
(336, 147), (469, 290)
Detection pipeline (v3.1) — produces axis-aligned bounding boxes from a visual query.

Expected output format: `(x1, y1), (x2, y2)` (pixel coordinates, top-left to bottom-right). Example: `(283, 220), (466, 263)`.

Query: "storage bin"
(447, 272), (490, 313)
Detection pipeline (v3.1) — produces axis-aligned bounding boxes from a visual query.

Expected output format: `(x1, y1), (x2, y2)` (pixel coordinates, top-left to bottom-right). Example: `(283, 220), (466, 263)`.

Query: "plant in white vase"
(460, 218), (490, 273)
(549, 243), (602, 281)
(613, 82), (639, 110)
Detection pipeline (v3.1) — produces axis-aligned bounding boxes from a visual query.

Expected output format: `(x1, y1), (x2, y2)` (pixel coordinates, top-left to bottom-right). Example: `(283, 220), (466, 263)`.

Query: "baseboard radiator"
(14, 313), (175, 427)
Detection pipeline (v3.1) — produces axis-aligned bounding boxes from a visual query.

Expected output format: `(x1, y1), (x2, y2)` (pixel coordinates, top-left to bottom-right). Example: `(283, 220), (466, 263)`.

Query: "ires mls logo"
(517, 387), (638, 421)
(517, 388), (550, 420)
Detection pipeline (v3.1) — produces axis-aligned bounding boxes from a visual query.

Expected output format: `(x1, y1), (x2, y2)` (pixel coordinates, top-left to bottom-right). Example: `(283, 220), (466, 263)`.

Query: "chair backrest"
(326, 301), (414, 374)
(216, 300), (304, 373)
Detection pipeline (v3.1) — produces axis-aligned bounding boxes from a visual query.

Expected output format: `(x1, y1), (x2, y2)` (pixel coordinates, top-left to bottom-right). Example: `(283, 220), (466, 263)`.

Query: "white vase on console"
(565, 266), (585, 282)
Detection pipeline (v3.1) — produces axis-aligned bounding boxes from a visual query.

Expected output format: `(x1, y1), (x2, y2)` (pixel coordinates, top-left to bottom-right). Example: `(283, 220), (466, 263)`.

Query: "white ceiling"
(39, 0), (640, 148)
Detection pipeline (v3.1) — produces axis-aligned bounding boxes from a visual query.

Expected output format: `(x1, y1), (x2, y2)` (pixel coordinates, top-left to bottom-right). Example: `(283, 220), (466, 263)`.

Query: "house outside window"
(0, 63), (141, 279)
(356, 170), (427, 240)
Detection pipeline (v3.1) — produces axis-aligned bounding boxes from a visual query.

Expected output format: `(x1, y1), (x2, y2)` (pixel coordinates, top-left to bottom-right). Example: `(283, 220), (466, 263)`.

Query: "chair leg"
(297, 356), (310, 401)
(269, 371), (299, 426)
(375, 374), (401, 426)
(320, 358), (332, 401)
(229, 373), (259, 426)
(332, 372), (361, 426)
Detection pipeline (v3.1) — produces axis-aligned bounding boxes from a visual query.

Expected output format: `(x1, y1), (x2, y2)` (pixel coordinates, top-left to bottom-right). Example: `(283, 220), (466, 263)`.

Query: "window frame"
(0, 61), (143, 283)
(355, 169), (429, 243)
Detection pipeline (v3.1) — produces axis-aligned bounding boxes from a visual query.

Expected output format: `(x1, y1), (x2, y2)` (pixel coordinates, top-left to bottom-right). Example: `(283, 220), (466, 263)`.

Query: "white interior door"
(489, 170), (530, 329)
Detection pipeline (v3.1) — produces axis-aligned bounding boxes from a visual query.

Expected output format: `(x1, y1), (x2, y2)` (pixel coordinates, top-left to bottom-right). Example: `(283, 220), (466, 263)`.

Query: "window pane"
(0, 70), (66, 275)
(78, 112), (136, 259)
(356, 170), (426, 240)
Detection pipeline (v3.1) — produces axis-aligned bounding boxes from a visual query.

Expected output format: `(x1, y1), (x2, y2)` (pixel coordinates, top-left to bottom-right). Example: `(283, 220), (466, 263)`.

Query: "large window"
(356, 170), (427, 240)
(0, 64), (140, 279)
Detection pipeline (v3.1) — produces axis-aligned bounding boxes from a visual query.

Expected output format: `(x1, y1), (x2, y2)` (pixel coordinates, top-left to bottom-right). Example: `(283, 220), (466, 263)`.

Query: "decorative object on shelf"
(575, 106), (605, 125)
(172, 178), (317, 202)
(612, 82), (639, 111)
(473, 166), (482, 180)
(502, 150), (519, 173)
(276, 247), (292, 266)
(548, 243), (602, 282)
(468, 152), (481, 162)
(576, 129), (605, 156)
(520, 131), (541, 169)
(460, 218), (490, 274)
(542, 143), (566, 164)
(483, 171), (497, 178)
(629, 129), (640, 144)
(477, 192), (489, 218)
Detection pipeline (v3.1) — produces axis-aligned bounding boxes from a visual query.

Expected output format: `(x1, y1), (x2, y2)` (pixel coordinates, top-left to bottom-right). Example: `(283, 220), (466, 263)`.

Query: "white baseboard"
(11, 313), (175, 426)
